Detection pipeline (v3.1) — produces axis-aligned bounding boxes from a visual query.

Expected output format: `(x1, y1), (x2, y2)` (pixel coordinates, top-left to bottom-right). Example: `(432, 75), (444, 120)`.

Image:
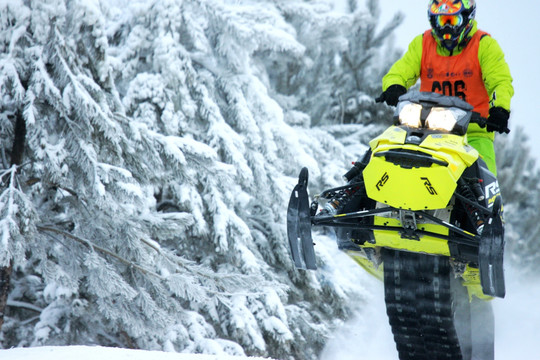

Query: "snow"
(321, 264), (540, 359)
(492, 269), (540, 358)
(0, 346), (275, 360)
(320, 275), (397, 360)
(317, 235), (398, 360)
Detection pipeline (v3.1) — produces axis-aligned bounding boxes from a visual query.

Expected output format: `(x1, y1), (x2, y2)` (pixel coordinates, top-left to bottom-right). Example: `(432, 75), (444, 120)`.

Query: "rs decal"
(421, 177), (438, 195)
(376, 172), (389, 191)
(485, 181), (500, 197)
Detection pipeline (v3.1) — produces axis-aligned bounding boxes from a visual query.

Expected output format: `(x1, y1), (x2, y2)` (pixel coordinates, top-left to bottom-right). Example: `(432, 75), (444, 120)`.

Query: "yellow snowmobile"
(287, 91), (505, 359)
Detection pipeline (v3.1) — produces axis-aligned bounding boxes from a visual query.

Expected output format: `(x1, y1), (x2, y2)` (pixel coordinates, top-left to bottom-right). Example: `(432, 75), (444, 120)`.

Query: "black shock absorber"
(457, 178), (485, 235)
(470, 179), (486, 203)
(323, 187), (359, 215)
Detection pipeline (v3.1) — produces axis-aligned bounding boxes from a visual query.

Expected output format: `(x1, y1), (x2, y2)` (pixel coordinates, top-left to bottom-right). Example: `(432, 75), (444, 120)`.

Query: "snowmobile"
(287, 91), (506, 360)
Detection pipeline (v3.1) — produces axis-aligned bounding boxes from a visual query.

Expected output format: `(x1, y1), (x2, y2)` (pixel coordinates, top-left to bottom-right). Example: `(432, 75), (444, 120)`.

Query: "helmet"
(428, 0), (476, 51)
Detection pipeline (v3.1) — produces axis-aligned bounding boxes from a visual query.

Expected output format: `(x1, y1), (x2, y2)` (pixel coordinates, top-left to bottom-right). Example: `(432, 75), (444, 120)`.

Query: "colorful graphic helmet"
(428, 0), (476, 50)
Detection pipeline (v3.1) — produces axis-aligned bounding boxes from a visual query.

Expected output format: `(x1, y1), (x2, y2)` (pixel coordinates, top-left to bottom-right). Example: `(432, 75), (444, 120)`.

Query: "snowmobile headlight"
(425, 107), (464, 131)
(398, 102), (423, 128)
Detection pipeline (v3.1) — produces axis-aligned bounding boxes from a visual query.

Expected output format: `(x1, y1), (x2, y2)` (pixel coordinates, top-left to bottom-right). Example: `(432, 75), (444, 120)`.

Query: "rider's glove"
(375, 85), (407, 107)
(486, 107), (510, 134)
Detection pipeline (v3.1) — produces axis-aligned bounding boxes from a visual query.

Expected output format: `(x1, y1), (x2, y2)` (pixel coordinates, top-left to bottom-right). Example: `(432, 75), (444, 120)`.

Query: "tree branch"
(6, 300), (43, 313)
(37, 226), (163, 280)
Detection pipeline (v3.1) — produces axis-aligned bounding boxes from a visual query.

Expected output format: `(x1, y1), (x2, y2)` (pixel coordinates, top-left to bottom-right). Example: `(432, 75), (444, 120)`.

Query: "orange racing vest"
(420, 30), (490, 118)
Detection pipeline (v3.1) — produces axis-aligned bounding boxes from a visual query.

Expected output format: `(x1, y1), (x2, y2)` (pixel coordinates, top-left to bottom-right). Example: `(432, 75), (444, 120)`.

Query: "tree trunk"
(0, 109), (26, 331)
(0, 263), (13, 329)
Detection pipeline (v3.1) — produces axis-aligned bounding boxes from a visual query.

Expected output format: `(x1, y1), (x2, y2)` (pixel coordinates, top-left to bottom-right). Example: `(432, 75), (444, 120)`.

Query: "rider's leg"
(467, 136), (497, 176)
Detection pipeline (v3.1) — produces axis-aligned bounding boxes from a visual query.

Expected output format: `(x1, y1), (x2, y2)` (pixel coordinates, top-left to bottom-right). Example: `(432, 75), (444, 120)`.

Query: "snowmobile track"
(383, 249), (471, 360)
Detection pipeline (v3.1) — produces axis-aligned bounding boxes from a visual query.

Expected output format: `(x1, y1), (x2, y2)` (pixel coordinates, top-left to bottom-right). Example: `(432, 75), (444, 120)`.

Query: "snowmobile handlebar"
(470, 112), (510, 134)
(470, 112), (488, 128)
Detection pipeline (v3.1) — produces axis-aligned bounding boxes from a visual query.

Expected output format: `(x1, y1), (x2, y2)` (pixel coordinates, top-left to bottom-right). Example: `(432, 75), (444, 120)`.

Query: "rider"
(376, 0), (513, 176)
(323, 0), (513, 215)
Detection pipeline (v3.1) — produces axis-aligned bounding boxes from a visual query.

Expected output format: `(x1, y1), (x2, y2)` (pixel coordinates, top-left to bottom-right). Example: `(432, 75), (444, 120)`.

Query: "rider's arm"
(478, 36), (514, 111)
(382, 34), (423, 91)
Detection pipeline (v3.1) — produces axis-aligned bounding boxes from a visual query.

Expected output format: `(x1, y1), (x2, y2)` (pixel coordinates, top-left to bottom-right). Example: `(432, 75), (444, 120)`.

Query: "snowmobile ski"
(478, 197), (505, 298)
(287, 167), (317, 270)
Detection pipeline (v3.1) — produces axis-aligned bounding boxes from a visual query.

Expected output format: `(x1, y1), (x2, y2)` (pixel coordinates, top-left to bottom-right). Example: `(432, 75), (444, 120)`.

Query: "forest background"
(0, 0), (538, 359)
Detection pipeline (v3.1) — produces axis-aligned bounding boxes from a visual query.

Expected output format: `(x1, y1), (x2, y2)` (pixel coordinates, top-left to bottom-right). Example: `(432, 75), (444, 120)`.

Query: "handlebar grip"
(471, 112), (510, 134)
(470, 112), (487, 128)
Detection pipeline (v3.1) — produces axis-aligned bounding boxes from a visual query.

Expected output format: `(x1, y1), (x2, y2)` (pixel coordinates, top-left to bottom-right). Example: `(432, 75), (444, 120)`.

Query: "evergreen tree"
(264, 0), (403, 127)
(495, 128), (540, 274)
(0, 0), (400, 358)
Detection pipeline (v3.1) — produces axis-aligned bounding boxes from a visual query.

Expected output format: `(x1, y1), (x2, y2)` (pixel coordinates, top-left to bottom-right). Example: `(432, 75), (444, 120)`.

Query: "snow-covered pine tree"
(0, 0), (39, 331)
(264, 0), (403, 128)
(257, 0), (405, 188)
(0, 0), (402, 358)
(2, 0), (259, 351)
(495, 128), (540, 274)
(104, 0), (378, 357)
(1, 0), (273, 353)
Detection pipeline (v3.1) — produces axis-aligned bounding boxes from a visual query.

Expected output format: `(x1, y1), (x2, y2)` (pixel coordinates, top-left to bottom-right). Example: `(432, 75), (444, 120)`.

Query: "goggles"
(436, 14), (463, 28)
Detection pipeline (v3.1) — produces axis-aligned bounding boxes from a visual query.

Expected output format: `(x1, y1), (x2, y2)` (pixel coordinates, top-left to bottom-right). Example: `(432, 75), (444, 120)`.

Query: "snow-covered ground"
(321, 265), (540, 359)
(320, 273), (397, 360)
(0, 346), (275, 360)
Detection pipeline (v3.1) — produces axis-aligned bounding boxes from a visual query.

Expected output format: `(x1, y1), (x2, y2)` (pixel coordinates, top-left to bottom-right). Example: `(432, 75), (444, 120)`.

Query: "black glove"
(375, 85), (407, 107)
(486, 107), (510, 134)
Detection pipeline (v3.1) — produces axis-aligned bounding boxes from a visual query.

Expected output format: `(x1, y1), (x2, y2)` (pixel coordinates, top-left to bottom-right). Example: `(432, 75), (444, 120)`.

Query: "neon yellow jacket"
(383, 21), (514, 115)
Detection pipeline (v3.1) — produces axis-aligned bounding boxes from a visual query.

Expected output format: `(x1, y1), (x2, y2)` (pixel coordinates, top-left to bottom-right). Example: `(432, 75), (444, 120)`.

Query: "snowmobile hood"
(363, 125), (478, 210)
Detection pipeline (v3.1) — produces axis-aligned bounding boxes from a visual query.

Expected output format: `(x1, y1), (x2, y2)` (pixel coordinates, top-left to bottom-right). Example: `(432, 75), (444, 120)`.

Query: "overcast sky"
(377, 1), (540, 159)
